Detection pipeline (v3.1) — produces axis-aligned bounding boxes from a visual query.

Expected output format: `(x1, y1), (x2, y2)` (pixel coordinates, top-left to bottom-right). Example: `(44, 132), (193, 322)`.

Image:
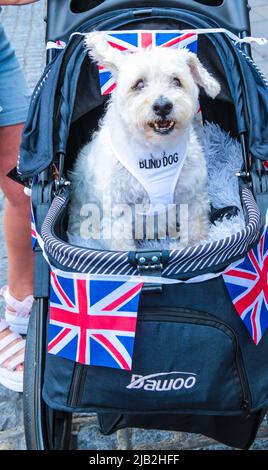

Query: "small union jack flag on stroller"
(223, 225), (268, 345)
(98, 30), (198, 95)
(48, 270), (143, 370)
(30, 204), (37, 250)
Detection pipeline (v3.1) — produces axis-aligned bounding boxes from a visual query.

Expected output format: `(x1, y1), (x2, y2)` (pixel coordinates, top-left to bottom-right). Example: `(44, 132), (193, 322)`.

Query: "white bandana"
(106, 127), (189, 215)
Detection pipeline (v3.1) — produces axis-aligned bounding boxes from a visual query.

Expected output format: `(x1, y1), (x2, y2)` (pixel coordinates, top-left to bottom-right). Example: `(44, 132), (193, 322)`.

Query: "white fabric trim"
(176, 28), (267, 46)
(24, 187), (32, 197)
(46, 40), (66, 51)
(69, 29), (267, 46)
(51, 265), (226, 285)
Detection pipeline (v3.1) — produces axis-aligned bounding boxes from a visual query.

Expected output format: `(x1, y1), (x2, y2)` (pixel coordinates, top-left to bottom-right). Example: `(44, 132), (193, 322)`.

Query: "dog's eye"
(132, 79), (145, 91)
(172, 78), (182, 87)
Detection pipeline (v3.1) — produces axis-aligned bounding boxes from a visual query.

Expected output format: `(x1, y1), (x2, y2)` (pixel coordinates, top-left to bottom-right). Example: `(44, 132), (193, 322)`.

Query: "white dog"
(68, 32), (221, 251)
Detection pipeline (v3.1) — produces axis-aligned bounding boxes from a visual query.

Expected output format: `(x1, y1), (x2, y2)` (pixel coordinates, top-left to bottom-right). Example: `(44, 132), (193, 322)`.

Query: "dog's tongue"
(159, 120), (170, 128)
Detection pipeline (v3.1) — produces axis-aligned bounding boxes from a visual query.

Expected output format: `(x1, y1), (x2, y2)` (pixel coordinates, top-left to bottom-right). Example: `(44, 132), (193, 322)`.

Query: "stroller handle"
(47, 0), (251, 42)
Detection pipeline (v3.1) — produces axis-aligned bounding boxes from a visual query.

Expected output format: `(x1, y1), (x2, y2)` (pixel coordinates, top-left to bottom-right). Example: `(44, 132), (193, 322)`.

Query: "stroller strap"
(65, 29), (267, 48)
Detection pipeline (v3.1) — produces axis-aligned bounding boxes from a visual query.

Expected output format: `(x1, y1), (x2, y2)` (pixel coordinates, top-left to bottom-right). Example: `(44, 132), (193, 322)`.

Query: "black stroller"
(17, 0), (268, 450)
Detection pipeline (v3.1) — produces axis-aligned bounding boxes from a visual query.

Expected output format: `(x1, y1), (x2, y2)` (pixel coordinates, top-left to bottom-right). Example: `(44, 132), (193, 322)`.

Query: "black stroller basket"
(21, 0), (268, 450)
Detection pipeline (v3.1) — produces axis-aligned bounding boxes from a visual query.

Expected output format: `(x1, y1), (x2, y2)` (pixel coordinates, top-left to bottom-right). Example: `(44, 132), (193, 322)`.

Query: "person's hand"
(0, 1), (39, 5)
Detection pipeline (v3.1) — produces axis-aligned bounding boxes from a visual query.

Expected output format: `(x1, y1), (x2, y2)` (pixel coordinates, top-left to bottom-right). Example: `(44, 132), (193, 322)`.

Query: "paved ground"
(251, 0), (268, 77)
(0, 0), (268, 451)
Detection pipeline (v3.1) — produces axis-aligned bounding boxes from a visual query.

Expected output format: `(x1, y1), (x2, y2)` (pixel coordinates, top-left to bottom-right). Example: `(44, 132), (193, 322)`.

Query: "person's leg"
(0, 123), (33, 378)
(0, 22), (32, 386)
(0, 124), (34, 300)
(0, 23), (33, 300)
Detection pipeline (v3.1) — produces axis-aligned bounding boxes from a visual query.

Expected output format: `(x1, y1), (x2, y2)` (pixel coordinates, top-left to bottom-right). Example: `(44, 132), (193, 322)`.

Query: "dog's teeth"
(151, 120), (175, 133)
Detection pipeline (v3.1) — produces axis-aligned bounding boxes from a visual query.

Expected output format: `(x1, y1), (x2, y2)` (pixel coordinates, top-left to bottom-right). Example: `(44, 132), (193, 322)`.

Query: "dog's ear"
(186, 52), (221, 99)
(85, 32), (124, 78)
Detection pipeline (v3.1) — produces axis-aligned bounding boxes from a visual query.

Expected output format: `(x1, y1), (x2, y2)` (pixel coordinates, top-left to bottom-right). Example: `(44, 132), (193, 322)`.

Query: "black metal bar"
(240, 132), (251, 176)
(239, 29), (252, 58)
(34, 298), (50, 450)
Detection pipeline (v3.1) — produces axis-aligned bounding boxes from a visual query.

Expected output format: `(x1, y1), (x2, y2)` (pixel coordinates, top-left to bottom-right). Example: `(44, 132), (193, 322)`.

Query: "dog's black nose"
(153, 96), (173, 117)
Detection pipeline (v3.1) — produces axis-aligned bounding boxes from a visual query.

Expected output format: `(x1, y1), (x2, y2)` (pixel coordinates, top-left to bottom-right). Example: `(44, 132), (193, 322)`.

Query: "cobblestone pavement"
(1, 0), (268, 451)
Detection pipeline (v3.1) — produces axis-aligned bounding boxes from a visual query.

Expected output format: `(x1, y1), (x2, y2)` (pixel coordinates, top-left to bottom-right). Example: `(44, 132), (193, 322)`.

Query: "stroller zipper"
(67, 308), (251, 415)
(68, 364), (86, 407)
(140, 308), (252, 418)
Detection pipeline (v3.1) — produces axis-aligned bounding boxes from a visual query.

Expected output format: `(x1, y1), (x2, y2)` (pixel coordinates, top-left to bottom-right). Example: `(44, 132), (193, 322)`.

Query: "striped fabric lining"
(41, 188), (261, 276)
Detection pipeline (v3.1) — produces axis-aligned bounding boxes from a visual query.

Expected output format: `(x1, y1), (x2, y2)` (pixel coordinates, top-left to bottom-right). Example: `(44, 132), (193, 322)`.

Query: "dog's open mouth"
(149, 120), (175, 134)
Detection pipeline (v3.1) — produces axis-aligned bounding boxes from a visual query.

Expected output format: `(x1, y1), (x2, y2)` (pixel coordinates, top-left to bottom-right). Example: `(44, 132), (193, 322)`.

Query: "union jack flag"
(48, 270), (144, 370)
(30, 204), (37, 250)
(223, 226), (268, 345)
(98, 30), (198, 95)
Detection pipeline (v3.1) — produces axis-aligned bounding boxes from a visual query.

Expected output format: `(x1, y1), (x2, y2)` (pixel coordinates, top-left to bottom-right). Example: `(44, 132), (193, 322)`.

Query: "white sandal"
(0, 320), (25, 393)
(0, 286), (33, 335)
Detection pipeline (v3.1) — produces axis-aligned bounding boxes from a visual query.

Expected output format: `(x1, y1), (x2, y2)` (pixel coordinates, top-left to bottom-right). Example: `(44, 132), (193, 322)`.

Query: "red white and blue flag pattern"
(48, 270), (144, 370)
(98, 30), (198, 95)
(31, 203), (37, 250)
(223, 226), (268, 345)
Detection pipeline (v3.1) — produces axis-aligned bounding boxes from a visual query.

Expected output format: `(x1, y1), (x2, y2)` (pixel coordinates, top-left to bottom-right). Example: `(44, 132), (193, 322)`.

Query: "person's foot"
(0, 320), (24, 392)
(0, 286), (33, 335)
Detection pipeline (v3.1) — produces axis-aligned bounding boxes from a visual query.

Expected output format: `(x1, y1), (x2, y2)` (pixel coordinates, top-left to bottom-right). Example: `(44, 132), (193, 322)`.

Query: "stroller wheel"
(23, 300), (72, 449)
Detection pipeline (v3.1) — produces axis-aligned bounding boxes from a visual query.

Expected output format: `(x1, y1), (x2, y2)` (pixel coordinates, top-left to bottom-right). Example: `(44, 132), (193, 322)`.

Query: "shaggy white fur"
(68, 122), (245, 249)
(68, 33), (221, 251)
(202, 122), (245, 242)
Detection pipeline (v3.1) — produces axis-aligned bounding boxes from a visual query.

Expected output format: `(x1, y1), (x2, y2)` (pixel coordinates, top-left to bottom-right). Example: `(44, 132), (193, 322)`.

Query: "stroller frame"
(22, 0), (268, 450)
